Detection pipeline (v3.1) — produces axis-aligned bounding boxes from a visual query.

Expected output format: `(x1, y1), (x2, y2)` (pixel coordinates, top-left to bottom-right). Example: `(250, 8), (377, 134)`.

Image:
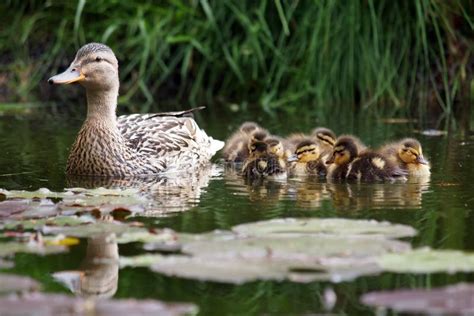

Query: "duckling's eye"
(250, 145), (256, 151)
(95, 56), (103, 62)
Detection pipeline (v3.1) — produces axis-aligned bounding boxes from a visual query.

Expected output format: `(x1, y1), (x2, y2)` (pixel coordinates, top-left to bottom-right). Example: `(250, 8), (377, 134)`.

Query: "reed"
(0, 0), (472, 125)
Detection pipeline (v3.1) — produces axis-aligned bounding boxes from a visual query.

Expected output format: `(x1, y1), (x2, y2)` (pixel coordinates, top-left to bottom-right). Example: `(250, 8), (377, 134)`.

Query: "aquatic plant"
(0, 0), (472, 126)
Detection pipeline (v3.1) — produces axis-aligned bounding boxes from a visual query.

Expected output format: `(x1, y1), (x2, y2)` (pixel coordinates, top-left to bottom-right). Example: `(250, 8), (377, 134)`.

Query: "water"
(1, 110), (474, 315)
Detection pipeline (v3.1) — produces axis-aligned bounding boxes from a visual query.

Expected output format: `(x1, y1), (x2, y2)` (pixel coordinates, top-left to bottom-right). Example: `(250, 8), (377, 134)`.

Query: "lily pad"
(377, 248), (474, 273)
(361, 283), (474, 314)
(232, 218), (416, 239)
(2, 215), (92, 230)
(0, 199), (58, 220)
(0, 274), (41, 294)
(121, 218), (413, 284)
(0, 293), (197, 316)
(42, 222), (145, 238)
(115, 229), (178, 245)
(0, 241), (67, 257)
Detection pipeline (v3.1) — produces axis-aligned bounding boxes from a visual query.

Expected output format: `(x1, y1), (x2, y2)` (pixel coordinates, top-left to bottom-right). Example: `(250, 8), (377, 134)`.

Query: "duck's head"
(289, 140), (320, 163)
(326, 136), (358, 165)
(266, 137), (285, 157)
(312, 127), (336, 148)
(48, 43), (119, 91)
(248, 139), (268, 158)
(398, 138), (429, 165)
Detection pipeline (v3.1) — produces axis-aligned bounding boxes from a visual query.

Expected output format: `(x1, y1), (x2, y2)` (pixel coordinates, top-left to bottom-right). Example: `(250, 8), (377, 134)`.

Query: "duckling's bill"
(48, 67), (85, 85)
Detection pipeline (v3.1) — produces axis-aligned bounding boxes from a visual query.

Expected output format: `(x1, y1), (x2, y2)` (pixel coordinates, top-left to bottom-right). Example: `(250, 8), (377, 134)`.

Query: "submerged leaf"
(0, 274), (41, 294)
(377, 248), (474, 273)
(232, 218), (416, 239)
(361, 283), (474, 314)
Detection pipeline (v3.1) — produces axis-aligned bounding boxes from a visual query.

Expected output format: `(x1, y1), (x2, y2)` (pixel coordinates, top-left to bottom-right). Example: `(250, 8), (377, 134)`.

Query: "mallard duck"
(379, 138), (431, 176)
(288, 140), (327, 177)
(48, 43), (223, 176)
(242, 139), (286, 179)
(326, 136), (406, 181)
(222, 122), (269, 163)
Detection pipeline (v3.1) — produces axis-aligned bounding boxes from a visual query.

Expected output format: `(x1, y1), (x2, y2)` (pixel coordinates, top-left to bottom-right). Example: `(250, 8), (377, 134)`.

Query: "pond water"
(0, 109), (474, 315)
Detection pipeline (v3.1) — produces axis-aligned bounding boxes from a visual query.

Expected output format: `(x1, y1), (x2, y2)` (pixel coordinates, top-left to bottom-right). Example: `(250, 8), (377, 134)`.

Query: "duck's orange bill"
(48, 68), (85, 85)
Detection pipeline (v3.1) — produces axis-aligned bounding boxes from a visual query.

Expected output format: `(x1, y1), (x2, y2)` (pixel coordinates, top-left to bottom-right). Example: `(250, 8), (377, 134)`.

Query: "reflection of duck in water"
(48, 43), (223, 176)
(53, 233), (119, 299)
(327, 178), (430, 211)
(67, 164), (219, 215)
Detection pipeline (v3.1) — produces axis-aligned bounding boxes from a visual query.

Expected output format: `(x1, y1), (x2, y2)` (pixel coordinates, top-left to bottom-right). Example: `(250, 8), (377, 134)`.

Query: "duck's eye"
(250, 145), (256, 151)
(95, 56), (103, 62)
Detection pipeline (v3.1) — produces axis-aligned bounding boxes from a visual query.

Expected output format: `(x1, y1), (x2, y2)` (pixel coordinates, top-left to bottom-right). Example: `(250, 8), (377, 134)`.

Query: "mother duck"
(49, 43), (224, 176)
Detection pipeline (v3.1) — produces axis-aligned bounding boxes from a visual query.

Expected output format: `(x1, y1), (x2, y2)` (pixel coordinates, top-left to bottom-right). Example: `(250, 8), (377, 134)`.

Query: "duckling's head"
(248, 139), (268, 158)
(293, 140), (321, 163)
(251, 131), (268, 141)
(239, 122), (260, 135)
(48, 43), (119, 91)
(266, 138), (285, 157)
(326, 136), (358, 165)
(398, 138), (429, 165)
(312, 127), (336, 148)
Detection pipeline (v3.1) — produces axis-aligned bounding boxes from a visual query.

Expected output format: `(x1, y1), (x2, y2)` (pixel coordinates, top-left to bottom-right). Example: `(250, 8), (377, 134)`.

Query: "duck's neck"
(85, 87), (119, 126)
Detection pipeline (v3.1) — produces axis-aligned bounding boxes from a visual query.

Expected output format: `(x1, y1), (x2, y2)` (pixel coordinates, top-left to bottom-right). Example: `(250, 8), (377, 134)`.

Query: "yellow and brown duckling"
(378, 138), (430, 176)
(288, 140), (327, 177)
(326, 136), (406, 182)
(242, 138), (286, 180)
(222, 122), (269, 163)
(311, 127), (337, 151)
(48, 43), (223, 176)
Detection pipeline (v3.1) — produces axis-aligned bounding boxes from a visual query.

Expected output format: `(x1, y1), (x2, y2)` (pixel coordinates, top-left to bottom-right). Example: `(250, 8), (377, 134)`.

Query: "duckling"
(242, 139), (286, 180)
(311, 127), (337, 154)
(326, 136), (406, 182)
(48, 43), (223, 176)
(288, 140), (327, 177)
(379, 138), (431, 176)
(222, 122), (269, 163)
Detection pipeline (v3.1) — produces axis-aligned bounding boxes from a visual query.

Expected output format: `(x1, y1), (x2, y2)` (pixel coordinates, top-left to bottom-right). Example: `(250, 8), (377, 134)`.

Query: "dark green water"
(1, 110), (474, 315)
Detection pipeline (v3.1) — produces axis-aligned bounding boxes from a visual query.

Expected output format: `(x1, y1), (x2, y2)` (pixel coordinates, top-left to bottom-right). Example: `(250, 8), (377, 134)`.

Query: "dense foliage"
(0, 0), (473, 120)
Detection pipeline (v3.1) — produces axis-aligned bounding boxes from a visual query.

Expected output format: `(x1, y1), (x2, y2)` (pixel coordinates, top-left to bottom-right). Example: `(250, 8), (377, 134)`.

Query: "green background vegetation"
(0, 0), (473, 125)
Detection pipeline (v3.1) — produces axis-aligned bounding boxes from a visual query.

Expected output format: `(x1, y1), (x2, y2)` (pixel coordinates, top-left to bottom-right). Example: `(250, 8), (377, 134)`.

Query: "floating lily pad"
(0, 293), (197, 316)
(2, 216), (91, 230)
(377, 248), (474, 273)
(115, 229), (178, 245)
(182, 235), (410, 260)
(42, 222), (144, 238)
(0, 241), (67, 257)
(361, 283), (474, 314)
(0, 199), (58, 220)
(232, 218), (417, 239)
(121, 218), (413, 284)
(0, 274), (41, 294)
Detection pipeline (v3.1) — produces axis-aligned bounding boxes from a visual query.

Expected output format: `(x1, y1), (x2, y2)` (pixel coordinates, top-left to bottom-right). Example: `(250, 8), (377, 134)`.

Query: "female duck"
(48, 43), (223, 176)
(326, 136), (405, 181)
(379, 138), (431, 176)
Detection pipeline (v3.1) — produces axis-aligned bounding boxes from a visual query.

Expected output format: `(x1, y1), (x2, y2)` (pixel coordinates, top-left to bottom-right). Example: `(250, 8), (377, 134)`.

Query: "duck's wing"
(146, 106), (206, 119)
(118, 114), (223, 171)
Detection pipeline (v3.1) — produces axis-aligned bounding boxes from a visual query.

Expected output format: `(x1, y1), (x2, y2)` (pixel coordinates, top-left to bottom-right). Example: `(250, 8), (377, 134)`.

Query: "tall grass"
(0, 0), (472, 124)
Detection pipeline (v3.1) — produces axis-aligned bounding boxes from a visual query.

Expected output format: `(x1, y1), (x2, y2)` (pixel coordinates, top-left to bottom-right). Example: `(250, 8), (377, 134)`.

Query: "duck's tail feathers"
(210, 138), (225, 155)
